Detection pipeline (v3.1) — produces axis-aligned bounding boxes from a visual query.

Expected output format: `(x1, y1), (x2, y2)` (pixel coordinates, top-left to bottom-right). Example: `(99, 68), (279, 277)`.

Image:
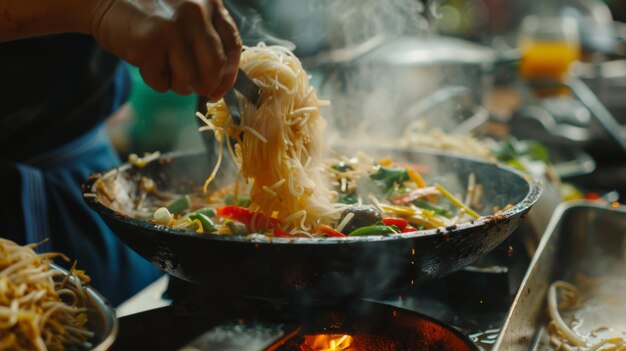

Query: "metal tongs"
(223, 69), (261, 124)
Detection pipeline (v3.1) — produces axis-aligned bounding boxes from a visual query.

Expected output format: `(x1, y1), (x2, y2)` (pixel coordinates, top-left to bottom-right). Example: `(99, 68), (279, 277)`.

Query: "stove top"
(114, 299), (480, 350)
(113, 221), (532, 351)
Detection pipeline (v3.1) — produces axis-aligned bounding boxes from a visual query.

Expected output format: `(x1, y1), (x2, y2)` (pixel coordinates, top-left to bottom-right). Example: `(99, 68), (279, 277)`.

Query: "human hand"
(91, 0), (242, 98)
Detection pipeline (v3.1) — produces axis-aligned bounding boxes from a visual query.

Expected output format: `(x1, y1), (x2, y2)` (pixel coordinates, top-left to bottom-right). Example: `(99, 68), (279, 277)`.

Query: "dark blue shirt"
(0, 34), (160, 306)
(0, 34), (127, 161)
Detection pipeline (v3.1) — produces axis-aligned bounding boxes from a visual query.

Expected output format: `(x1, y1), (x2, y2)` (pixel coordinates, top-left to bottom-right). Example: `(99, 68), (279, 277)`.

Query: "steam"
(225, 1), (296, 49)
(223, 0), (460, 147)
(180, 322), (286, 350)
(290, 0), (458, 147)
(319, 0), (431, 49)
(224, 0), (485, 154)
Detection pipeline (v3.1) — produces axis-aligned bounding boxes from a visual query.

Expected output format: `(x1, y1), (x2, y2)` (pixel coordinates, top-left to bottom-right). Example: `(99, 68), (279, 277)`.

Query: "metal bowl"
(51, 264), (118, 350)
(84, 147), (541, 300)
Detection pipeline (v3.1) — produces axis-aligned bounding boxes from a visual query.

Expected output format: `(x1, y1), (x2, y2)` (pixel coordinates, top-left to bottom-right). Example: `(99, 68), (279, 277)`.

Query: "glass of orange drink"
(518, 15), (580, 83)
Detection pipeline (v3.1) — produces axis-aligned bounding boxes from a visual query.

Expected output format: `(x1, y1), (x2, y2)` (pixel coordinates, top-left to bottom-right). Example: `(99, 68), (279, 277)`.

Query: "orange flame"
(301, 334), (355, 351)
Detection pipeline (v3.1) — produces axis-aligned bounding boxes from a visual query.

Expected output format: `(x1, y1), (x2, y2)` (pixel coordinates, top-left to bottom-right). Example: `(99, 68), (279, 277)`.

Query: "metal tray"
(493, 201), (626, 350)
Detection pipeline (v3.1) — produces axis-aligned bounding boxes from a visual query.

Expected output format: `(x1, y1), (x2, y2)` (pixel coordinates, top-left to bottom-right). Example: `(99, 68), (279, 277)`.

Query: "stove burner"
(113, 300), (477, 351)
(113, 221), (532, 350)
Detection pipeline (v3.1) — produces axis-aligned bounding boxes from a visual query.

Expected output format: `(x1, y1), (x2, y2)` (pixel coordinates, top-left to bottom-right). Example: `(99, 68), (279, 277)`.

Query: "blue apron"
(2, 123), (162, 306)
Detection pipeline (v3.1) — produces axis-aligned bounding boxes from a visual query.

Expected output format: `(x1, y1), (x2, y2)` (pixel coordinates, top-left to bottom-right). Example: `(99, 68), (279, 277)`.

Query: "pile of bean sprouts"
(0, 238), (93, 350)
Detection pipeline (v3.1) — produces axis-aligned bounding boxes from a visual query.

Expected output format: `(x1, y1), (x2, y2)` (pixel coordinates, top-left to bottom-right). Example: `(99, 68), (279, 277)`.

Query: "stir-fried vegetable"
(348, 224), (399, 236)
(140, 154), (488, 239)
(337, 192), (358, 204)
(225, 194), (252, 207)
(390, 186), (440, 204)
(493, 137), (550, 163)
(412, 200), (453, 218)
(317, 225), (346, 238)
(166, 195), (190, 215)
(195, 207), (216, 217)
(370, 166), (410, 188)
(337, 205), (383, 234)
(189, 212), (216, 233)
(216, 205), (280, 232)
(381, 217), (408, 230)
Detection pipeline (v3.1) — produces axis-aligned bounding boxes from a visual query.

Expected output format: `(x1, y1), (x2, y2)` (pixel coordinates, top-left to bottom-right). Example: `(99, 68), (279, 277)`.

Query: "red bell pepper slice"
(381, 217), (409, 230)
(272, 224), (291, 238)
(401, 225), (417, 233)
(317, 225), (346, 238)
(216, 206), (280, 231)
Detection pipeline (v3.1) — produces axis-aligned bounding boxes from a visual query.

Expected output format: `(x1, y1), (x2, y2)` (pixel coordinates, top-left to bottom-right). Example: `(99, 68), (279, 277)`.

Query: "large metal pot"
(305, 35), (518, 139)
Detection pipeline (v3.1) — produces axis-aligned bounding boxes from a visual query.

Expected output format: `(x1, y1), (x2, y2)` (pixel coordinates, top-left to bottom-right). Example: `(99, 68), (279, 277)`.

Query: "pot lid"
(357, 35), (498, 66)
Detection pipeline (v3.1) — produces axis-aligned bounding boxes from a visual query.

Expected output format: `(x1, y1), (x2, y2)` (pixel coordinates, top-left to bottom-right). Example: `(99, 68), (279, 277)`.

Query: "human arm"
(0, 0), (241, 98)
(0, 0), (92, 42)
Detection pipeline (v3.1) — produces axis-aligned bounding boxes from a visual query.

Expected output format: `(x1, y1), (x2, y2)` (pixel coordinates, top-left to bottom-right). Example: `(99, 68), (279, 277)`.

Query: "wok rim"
(83, 148), (542, 246)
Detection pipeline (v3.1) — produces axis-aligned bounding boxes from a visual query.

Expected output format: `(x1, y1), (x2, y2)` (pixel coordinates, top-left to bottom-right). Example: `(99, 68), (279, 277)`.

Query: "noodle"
(336, 212), (355, 233)
(0, 239), (92, 351)
(547, 280), (626, 350)
(547, 281), (586, 347)
(198, 43), (343, 231)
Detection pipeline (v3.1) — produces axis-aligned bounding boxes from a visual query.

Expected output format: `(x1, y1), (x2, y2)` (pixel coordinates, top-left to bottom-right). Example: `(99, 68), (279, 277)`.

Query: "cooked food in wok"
(135, 42), (496, 239)
(84, 42), (539, 296)
(0, 239), (93, 350)
(122, 152), (492, 239)
(402, 121), (552, 174)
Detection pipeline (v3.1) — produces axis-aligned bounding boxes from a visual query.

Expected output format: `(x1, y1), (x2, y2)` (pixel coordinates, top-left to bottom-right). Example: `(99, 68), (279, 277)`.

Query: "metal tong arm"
(223, 70), (260, 125)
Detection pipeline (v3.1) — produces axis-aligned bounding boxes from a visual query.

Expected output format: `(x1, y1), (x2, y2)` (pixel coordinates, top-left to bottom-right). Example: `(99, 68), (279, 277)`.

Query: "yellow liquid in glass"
(519, 40), (580, 80)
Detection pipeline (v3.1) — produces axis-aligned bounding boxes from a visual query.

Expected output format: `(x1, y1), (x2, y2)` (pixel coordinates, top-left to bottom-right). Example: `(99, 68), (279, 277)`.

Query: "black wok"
(84, 148), (540, 299)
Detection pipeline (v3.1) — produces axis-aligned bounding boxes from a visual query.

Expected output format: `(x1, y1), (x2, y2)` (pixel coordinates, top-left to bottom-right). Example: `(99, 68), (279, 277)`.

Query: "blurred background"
(108, 0), (626, 208)
(103, 2), (626, 345)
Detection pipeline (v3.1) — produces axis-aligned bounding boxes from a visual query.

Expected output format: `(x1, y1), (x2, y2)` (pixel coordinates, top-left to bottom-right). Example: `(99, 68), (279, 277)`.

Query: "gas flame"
(301, 334), (356, 351)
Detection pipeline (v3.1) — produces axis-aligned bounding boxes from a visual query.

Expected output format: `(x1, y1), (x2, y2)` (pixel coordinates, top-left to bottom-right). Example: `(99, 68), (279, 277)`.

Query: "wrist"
(0, 0), (101, 42)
